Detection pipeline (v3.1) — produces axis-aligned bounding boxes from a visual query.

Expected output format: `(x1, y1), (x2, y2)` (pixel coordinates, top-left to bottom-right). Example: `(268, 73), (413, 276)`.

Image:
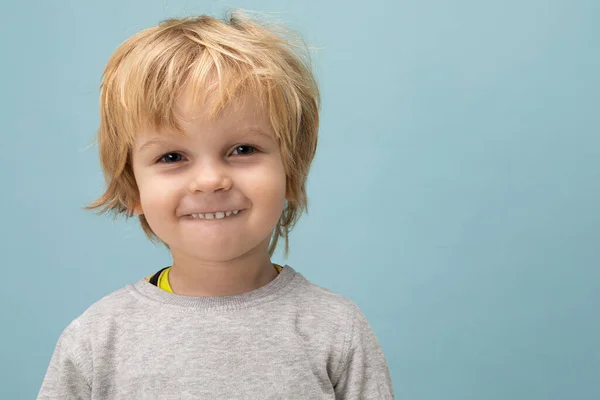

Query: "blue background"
(1, 0), (599, 398)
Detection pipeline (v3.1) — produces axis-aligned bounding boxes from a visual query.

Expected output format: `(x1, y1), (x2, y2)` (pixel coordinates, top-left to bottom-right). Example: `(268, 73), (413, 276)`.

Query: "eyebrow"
(238, 128), (277, 145)
(137, 137), (178, 153)
(137, 127), (274, 153)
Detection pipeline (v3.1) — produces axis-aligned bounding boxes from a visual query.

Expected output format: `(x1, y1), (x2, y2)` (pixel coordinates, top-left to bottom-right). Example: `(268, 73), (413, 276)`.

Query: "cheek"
(137, 174), (181, 215)
(241, 165), (287, 204)
(244, 168), (287, 230)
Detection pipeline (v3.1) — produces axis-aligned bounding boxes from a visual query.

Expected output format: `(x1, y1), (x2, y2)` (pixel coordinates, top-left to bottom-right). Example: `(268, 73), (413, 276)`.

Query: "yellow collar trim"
(148, 264), (283, 294)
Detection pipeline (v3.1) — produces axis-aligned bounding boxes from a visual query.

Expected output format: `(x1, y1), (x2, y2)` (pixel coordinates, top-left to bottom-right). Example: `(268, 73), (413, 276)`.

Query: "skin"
(132, 90), (289, 297)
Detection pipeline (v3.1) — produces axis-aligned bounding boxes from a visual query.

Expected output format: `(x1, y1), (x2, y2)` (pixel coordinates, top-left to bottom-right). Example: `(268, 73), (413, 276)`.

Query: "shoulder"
(64, 281), (146, 336)
(290, 272), (362, 317)
(285, 269), (369, 346)
(285, 270), (383, 383)
(46, 283), (142, 369)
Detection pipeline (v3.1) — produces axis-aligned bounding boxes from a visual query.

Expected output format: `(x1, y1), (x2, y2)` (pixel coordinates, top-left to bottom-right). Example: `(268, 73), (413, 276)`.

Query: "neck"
(167, 239), (278, 297)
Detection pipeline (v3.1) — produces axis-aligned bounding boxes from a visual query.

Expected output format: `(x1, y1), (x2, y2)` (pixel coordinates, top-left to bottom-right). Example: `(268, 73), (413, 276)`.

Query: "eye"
(231, 145), (256, 156)
(158, 152), (184, 163)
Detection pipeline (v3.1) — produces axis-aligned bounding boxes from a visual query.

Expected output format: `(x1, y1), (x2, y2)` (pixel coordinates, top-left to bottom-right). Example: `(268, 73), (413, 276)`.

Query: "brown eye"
(158, 152), (184, 163)
(231, 145), (256, 156)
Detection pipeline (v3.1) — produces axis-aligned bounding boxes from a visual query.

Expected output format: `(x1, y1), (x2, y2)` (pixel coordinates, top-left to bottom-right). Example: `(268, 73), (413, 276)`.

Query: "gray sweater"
(37, 265), (394, 399)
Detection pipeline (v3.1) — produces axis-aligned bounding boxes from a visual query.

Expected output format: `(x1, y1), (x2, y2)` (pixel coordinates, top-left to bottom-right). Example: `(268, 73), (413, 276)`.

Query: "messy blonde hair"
(87, 11), (320, 257)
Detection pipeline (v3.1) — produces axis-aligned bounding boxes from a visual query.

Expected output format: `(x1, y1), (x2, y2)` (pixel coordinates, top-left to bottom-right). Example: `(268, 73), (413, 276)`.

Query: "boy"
(38, 12), (394, 399)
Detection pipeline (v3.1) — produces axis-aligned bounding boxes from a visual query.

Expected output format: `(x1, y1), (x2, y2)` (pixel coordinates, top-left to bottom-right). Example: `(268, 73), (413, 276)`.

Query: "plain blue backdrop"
(1, 0), (599, 399)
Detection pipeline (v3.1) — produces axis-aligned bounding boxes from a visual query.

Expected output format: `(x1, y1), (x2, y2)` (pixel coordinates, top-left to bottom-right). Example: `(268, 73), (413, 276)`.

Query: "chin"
(181, 240), (259, 262)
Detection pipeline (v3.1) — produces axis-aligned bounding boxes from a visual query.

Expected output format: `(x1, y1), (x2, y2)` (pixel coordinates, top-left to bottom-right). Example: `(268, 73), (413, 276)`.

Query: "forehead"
(133, 90), (275, 148)
(177, 87), (269, 126)
(139, 85), (267, 129)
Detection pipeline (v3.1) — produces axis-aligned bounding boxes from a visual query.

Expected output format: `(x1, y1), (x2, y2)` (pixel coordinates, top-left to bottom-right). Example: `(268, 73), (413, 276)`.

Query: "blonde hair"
(87, 11), (320, 257)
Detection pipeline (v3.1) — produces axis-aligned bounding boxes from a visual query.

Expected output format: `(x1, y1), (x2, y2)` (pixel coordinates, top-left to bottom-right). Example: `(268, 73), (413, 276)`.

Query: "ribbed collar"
(128, 265), (300, 311)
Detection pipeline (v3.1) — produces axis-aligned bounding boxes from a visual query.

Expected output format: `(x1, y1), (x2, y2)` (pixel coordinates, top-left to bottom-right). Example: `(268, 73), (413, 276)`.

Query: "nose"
(187, 160), (233, 193)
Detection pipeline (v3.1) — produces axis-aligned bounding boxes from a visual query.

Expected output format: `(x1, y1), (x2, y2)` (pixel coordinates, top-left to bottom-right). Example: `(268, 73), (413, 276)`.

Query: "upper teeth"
(190, 210), (240, 220)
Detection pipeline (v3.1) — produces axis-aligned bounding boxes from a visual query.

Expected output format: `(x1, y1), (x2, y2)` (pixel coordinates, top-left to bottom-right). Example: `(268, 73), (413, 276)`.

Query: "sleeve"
(333, 303), (395, 399)
(37, 320), (92, 400)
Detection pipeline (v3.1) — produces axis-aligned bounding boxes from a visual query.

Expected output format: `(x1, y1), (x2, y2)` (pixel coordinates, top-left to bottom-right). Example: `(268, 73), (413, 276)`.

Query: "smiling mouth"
(185, 210), (241, 220)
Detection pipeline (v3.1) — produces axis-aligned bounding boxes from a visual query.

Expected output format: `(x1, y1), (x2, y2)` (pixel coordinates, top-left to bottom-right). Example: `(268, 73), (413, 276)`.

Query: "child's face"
(131, 91), (287, 263)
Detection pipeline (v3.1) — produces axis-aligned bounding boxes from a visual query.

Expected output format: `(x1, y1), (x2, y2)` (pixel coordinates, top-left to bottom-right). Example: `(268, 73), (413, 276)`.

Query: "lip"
(180, 208), (244, 216)
(182, 209), (244, 220)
